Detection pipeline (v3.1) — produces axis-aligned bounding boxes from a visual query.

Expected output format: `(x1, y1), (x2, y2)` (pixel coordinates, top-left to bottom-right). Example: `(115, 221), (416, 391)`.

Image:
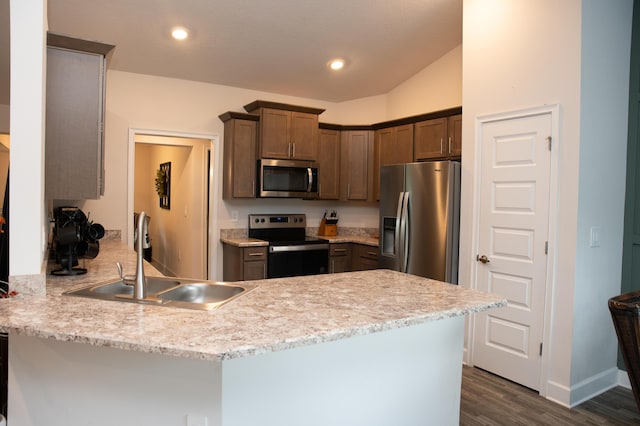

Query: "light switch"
(589, 226), (601, 248)
(186, 415), (208, 426)
(231, 210), (239, 222)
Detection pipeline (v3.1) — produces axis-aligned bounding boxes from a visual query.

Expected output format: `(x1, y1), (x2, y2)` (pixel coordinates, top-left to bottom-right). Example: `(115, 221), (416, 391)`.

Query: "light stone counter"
(220, 226), (379, 247)
(0, 240), (504, 362)
(5, 239), (507, 426)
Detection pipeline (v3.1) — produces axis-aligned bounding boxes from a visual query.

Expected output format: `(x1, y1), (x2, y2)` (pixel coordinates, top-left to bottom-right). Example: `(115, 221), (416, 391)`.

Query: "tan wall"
(386, 44), (462, 119)
(0, 105), (8, 134)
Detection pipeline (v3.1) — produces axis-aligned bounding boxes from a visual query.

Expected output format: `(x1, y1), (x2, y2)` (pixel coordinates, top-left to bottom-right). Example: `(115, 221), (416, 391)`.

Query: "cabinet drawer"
(330, 244), (350, 256)
(359, 246), (379, 260)
(243, 247), (267, 261)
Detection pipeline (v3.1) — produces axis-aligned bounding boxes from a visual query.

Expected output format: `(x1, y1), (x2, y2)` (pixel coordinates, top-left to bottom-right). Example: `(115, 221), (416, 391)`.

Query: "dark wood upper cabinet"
(220, 112), (258, 199)
(45, 33), (114, 200)
(244, 101), (325, 161)
(340, 130), (373, 201)
(317, 128), (341, 200)
(414, 114), (462, 161)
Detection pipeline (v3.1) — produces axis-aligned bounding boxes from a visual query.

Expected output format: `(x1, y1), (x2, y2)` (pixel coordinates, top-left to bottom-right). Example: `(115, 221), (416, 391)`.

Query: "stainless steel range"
(248, 214), (329, 278)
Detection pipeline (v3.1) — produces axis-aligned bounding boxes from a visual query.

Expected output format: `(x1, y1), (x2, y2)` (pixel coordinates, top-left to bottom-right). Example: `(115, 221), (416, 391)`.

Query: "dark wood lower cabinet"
(329, 244), (351, 273)
(222, 244), (267, 281)
(352, 244), (379, 271)
(222, 242), (379, 279)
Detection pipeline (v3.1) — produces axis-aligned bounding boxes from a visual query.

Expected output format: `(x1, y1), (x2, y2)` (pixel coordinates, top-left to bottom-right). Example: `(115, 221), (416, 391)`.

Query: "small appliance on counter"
(318, 210), (338, 236)
(50, 206), (105, 276)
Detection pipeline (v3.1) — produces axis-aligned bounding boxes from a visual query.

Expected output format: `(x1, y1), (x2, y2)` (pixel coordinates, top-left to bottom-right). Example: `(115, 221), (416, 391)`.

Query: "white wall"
(78, 71), (381, 239)
(571, 0), (632, 404)
(462, 0), (632, 407)
(96, 47), (463, 278)
(9, 0), (47, 282)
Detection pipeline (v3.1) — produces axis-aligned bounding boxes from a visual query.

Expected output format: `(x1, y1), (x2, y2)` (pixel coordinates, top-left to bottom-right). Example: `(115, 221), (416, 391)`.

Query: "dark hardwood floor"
(460, 366), (640, 425)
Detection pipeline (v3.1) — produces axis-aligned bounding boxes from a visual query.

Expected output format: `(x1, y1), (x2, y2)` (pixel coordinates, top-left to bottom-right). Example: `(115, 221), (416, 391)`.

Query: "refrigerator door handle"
(401, 191), (410, 272)
(395, 192), (404, 263)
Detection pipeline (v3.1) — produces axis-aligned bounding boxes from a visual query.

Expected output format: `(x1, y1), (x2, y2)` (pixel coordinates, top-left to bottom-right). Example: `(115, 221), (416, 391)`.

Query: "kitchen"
(2, 0), (637, 422)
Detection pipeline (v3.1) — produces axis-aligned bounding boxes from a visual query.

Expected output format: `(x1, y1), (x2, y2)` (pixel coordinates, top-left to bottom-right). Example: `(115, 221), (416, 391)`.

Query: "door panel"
(473, 112), (551, 391)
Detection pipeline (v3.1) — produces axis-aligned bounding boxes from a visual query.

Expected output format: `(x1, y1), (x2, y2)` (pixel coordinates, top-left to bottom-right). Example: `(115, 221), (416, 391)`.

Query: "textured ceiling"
(0, 0), (462, 105)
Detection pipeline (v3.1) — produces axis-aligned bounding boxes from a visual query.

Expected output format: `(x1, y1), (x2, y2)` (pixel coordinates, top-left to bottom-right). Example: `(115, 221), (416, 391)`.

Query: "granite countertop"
(0, 240), (505, 362)
(219, 237), (269, 247)
(221, 227), (379, 248)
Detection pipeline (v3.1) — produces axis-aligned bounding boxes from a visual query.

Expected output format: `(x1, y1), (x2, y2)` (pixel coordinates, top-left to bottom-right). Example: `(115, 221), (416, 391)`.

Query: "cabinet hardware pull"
(448, 137), (452, 154)
(440, 138), (443, 154)
(292, 142), (296, 158)
(248, 252), (264, 257)
(333, 248), (347, 253)
(367, 251), (377, 256)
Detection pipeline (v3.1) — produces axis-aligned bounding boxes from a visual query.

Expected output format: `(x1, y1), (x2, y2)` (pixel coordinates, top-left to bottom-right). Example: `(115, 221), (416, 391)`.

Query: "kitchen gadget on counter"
(51, 206), (105, 276)
(318, 210), (338, 236)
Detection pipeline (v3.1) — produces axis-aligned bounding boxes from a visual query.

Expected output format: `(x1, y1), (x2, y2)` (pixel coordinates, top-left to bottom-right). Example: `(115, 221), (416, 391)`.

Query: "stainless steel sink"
(64, 276), (255, 311)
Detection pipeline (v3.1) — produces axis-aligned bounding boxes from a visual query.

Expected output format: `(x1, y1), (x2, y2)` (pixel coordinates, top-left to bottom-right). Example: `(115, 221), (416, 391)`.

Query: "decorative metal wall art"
(155, 162), (171, 209)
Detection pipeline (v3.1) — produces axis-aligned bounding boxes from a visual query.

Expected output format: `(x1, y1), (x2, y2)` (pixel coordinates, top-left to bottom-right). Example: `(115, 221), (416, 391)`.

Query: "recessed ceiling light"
(171, 27), (189, 40)
(328, 58), (345, 71)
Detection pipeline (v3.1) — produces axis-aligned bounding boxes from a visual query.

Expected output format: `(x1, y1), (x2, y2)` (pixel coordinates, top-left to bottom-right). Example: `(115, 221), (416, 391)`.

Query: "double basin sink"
(64, 276), (256, 311)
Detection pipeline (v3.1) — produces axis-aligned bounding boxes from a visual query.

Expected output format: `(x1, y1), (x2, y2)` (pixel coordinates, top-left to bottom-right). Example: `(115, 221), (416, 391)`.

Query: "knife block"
(318, 218), (337, 236)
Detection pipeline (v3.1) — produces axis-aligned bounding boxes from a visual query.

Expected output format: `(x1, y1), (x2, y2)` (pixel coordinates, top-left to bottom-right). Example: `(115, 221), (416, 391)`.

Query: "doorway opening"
(128, 130), (219, 280)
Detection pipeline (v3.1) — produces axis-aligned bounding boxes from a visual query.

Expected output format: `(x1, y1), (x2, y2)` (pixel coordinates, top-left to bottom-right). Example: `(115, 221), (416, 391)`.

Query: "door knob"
(476, 254), (490, 264)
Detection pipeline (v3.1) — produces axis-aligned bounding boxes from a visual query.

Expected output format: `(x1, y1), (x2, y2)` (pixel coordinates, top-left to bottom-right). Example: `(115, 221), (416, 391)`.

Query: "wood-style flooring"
(460, 366), (640, 425)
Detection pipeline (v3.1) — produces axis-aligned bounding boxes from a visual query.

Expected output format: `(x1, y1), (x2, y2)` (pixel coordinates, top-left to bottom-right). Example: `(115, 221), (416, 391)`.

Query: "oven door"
(268, 244), (329, 278)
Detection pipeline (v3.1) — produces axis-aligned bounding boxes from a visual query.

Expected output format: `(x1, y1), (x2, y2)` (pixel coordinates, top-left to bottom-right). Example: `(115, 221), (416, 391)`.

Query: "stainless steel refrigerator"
(379, 161), (460, 283)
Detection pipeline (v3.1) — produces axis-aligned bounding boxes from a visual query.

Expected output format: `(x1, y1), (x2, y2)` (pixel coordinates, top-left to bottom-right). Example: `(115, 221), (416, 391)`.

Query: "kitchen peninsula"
(0, 240), (505, 426)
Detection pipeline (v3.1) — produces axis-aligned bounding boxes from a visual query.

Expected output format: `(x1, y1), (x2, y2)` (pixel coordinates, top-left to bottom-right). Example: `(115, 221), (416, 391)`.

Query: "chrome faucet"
(116, 212), (149, 300)
(133, 211), (149, 299)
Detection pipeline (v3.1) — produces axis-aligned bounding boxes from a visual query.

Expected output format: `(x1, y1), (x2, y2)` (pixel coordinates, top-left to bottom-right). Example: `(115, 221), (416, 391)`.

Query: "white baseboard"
(618, 369), (632, 389)
(570, 367), (619, 407)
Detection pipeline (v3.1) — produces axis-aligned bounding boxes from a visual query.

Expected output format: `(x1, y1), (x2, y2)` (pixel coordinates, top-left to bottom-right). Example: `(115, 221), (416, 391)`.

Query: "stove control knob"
(260, 218), (265, 223)
(254, 218), (260, 223)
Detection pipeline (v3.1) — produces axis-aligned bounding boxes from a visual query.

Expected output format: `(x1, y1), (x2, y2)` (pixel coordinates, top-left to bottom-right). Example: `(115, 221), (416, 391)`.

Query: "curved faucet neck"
(134, 212), (148, 299)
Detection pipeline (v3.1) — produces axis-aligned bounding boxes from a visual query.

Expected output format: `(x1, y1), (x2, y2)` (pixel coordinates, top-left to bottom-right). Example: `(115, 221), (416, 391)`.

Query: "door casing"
(466, 104), (560, 397)
(127, 128), (220, 280)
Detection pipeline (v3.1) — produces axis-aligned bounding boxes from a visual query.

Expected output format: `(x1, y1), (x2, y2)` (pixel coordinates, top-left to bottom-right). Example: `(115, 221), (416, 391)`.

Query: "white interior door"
(472, 112), (552, 391)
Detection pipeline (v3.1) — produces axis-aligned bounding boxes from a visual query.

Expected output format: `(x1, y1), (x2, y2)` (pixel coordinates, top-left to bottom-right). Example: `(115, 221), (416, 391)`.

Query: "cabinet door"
(341, 131), (370, 201)
(46, 47), (106, 200)
(290, 112), (318, 160)
(260, 108), (291, 159)
(447, 114), (462, 158)
(375, 125), (414, 200)
(359, 257), (380, 271)
(351, 244), (379, 271)
(318, 129), (341, 200)
(330, 256), (351, 273)
(243, 261), (267, 280)
(414, 118), (447, 160)
(223, 118), (256, 199)
(379, 125), (414, 167)
(329, 244), (351, 273)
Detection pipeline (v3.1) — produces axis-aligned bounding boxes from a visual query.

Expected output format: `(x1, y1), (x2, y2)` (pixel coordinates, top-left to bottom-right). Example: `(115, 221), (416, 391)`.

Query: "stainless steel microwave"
(258, 159), (318, 198)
